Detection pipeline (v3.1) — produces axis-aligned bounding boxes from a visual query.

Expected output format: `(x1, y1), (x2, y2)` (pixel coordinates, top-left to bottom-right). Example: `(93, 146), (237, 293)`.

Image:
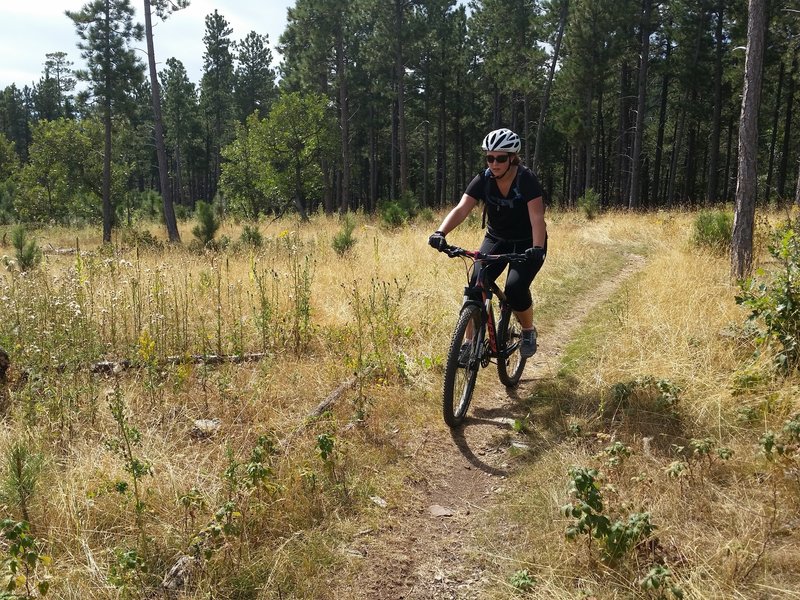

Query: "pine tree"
(67, 0), (144, 243)
(199, 10), (235, 203)
(143, 0), (187, 243)
(234, 31), (277, 121)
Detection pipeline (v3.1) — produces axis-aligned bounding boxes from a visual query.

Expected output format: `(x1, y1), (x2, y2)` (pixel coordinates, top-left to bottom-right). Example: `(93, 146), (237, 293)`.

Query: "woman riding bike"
(428, 127), (547, 358)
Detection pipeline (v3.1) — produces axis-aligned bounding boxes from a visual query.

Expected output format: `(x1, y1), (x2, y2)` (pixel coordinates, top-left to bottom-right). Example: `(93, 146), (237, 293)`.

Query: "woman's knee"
(505, 285), (532, 311)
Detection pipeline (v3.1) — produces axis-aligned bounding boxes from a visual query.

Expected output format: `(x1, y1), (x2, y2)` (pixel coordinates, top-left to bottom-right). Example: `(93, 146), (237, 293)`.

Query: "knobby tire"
(442, 303), (483, 427)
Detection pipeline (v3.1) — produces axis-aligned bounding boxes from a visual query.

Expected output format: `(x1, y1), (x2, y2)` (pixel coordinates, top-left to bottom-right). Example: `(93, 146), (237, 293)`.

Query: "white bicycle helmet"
(481, 128), (521, 153)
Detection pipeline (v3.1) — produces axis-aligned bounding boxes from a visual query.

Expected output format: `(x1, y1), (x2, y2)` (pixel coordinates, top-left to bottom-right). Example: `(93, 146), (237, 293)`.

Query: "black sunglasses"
(485, 155), (509, 164)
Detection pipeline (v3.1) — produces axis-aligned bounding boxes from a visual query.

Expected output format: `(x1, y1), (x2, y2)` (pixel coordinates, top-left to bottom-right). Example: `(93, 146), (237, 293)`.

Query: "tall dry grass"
(0, 209), (797, 598)
(478, 211), (800, 599)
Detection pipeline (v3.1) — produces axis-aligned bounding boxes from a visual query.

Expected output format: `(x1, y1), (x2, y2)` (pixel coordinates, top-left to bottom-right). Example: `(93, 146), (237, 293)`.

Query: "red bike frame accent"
(462, 249), (505, 357)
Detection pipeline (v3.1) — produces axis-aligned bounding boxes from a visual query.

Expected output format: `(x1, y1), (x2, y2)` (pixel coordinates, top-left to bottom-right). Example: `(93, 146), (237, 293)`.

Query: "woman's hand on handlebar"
(428, 230), (447, 251)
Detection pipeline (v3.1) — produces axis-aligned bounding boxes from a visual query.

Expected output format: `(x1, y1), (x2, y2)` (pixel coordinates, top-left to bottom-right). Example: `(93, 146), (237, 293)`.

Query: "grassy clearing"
(477, 213), (800, 599)
(0, 209), (798, 598)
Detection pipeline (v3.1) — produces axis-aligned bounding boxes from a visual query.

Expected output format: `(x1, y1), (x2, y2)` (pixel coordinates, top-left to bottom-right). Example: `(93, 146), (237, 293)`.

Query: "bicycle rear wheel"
(442, 303), (483, 427)
(497, 307), (526, 387)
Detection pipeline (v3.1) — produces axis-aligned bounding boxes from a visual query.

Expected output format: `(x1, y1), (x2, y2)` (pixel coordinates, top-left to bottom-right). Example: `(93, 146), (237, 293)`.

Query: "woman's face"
(486, 152), (511, 176)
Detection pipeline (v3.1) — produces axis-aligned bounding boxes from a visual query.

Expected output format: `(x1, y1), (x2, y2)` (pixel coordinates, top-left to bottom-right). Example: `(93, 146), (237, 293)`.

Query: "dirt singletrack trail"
(330, 254), (647, 600)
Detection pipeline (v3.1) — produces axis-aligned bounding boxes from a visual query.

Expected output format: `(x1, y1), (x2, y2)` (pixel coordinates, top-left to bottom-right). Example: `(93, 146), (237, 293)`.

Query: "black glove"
(428, 230), (447, 251)
(525, 246), (546, 267)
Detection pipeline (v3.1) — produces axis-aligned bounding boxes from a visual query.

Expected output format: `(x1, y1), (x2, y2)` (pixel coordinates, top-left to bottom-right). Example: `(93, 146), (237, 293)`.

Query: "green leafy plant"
(601, 441), (632, 467)
(759, 414), (800, 461)
(316, 432), (349, 501)
(509, 568), (536, 592)
(562, 466), (656, 563)
(640, 564), (683, 598)
(106, 387), (152, 538)
(737, 223), (800, 370)
(609, 376), (681, 410)
(0, 519), (51, 599)
(108, 547), (147, 595)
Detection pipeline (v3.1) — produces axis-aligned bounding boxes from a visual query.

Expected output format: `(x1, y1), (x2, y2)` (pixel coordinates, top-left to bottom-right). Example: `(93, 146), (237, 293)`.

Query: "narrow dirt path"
(331, 254), (646, 599)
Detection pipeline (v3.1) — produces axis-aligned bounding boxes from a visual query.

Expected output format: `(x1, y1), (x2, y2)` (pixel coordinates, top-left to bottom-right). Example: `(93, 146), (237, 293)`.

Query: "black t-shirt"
(464, 166), (544, 241)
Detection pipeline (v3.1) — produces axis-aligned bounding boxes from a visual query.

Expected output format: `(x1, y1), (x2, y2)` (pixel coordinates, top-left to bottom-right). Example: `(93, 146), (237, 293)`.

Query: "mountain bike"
(436, 243), (531, 427)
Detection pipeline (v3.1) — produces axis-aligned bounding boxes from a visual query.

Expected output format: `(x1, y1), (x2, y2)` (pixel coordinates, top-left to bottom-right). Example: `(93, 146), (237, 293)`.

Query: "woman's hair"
(510, 153), (521, 166)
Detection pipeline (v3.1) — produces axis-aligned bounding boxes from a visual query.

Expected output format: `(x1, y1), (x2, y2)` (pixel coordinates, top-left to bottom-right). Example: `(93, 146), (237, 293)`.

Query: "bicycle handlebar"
(438, 243), (528, 263)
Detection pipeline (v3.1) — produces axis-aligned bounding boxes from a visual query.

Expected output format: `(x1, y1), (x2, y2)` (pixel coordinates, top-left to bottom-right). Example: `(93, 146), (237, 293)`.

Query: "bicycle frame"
(448, 246), (527, 364)
(437, 243), (530, 426)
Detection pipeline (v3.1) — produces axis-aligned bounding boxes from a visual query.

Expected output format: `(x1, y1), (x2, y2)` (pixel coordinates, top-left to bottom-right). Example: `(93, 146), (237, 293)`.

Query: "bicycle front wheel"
(443, 303), (483, 427)
(497, 308), (526, 387)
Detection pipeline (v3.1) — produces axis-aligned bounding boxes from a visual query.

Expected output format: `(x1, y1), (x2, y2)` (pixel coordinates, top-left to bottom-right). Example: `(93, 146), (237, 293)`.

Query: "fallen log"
(90, 352), (270, 374)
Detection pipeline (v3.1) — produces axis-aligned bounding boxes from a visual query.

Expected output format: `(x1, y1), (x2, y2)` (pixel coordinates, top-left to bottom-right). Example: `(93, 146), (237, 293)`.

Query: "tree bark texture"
(731, 0), (766, 278)
(144, 0), (180, 242)
(629, 0), (652, 209)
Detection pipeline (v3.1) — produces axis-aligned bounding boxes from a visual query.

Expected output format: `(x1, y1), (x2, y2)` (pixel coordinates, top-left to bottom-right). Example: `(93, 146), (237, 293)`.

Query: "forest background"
(0, 0), (798, 235)
(2, 1), (800, 598)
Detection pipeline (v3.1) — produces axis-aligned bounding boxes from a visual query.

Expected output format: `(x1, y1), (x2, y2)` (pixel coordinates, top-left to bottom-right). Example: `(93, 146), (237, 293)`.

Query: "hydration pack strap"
(482, 166), (523, 229)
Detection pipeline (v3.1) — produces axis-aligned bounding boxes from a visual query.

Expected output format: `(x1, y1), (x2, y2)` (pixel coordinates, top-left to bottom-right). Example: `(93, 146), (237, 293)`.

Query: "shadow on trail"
(448, 416), (513, 477)
(511, 374), (691, 458)
(450, 372), (692, 471)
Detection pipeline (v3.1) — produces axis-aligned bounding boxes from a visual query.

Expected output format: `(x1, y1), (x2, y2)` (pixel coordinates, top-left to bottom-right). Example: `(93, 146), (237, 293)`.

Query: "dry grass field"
(0, 208), (799, 599)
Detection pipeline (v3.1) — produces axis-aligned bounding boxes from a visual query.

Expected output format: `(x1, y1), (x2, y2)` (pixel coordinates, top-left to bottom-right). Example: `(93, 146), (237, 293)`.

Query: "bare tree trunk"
(336, 27), (350, 213)
(795, 159), (800, 207)
(102, 4), (113, 244)
(778, 52), (796, 201)
(395, 0), (408, 196)
(764, 59), (784, 206)
(533, 0), (567, 172)
(629, 0), (652, 209)
(653, 35), (671, 205)
(731, 0), (766, 279)
(706, 1), (724, 204)
(144, 0), (180, 242)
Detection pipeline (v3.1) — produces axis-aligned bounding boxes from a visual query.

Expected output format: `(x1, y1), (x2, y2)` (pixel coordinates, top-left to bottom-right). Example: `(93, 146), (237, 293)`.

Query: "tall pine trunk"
(102, 4), (113, 244)
(706, 2), (725, 204)
(533, 0), (567, 172)
(764, 59), (784, 206)
(336, 27), (350, 213)
(395, 0), (408, 196)
(778, 52), (797, 200)
(144, 0), (180, 242)
(103, 98), (113, 243)
(731, 0), (766, 278)
(629, 0), (652, 209)
(653, 37), (671, 205)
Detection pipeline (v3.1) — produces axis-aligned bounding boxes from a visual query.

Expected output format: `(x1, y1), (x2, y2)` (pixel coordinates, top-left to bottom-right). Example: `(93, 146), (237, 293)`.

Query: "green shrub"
(578, 188), (600, 220)
(10, 226), (41, 271)
(119, 227), (163, 250)
(192, 201), (221, 247)
(562, 466), (656, 564)
(332, 214), (357, 256)
(415, 206), (435, 223)
(379, 202), (408, 228)
(240, 224), (263, 248)
(737, 222), (800, 370)
(693, 210), (733, 251)
(174, 203), (190, 221)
